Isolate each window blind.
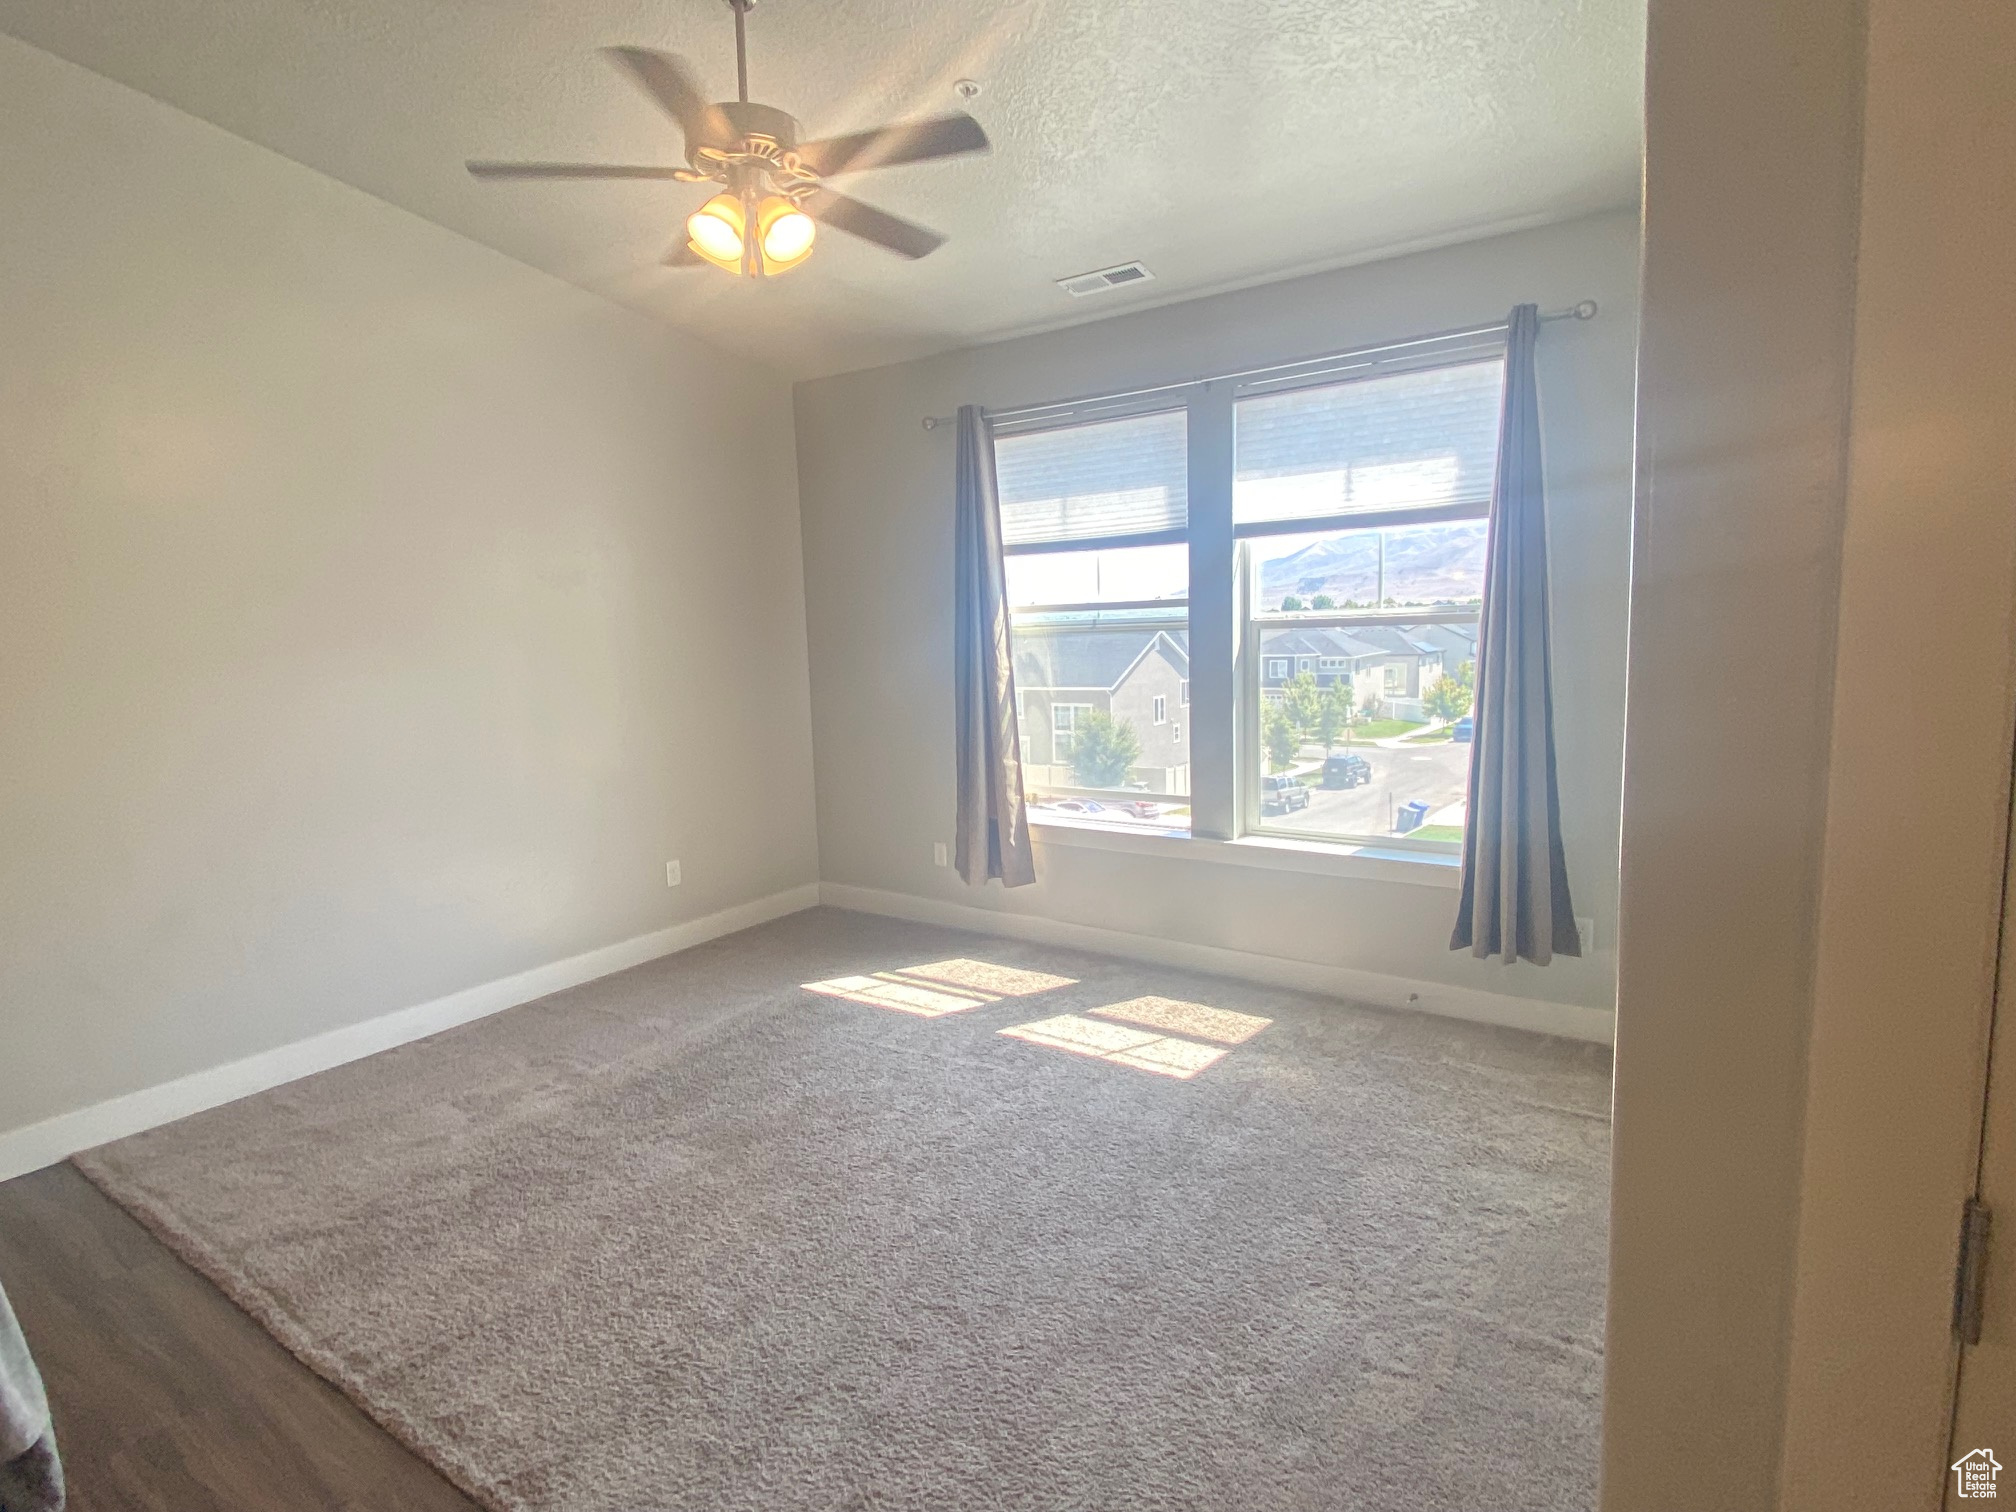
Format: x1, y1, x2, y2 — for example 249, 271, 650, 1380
995, 408, 1188, 547
1233, 358, 1505, 527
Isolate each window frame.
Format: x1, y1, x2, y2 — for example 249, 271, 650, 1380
1229, 340, 1501, 855
997, 335, 1500, 857
997, 397, 1196, 825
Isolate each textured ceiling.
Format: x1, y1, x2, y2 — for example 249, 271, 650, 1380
0, 0, 1645, 379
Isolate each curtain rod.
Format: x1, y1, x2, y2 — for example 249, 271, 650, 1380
920, 299, 1598, 430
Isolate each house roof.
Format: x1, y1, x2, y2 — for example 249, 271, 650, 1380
1399, 622, 1479, 661
1356, 625, 1444, 658
1262, 627, 1442, 662
1015, 629, 1189, 692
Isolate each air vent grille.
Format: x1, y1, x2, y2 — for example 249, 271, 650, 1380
1057, 261, 1155, 297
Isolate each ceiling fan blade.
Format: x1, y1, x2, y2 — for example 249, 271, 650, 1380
603, 47, 734, 151
796, 113, 990, 177
801, 189, 947, 259
468, 161, 690, 179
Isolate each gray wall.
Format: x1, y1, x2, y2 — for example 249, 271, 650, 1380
1600, 0, 1865, 1502
793, 210, 1639, 1013
0, 34, 819, 1136
1781, 0, 2016, 1492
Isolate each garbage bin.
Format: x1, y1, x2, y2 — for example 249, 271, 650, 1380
1396, 799, 1431, 834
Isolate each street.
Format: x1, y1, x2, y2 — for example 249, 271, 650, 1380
1267, 739, 1471, 840
1027, 736, 1471, 842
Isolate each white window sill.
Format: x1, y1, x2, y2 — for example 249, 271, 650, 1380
1028, 816, 1462, 889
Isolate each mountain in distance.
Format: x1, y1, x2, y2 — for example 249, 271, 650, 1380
1257, 522, 1487, 610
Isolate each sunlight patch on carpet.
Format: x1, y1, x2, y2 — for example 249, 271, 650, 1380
803, 958, 1076, 1017
998, 1012, 1232, 1079
1088, 996, 1273, 1045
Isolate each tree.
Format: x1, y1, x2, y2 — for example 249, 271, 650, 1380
1069, 709, 1140, 788
1361, 689, 1385, 722
1310, 593, 1336, 610
1279, 593, 1305, 611
1262, 703, 1298, 771
1282, 669, 1323, 738
1423, 674, 1473, 722
1316, 679, 1355, 751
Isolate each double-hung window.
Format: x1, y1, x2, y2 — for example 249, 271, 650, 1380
1234, 351, 1500, 850
996, 406, 1191, 832
994, 336, 1501, 854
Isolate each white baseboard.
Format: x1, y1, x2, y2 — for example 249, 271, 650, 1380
0, 883, 821, 1183
818, 881, 1614, 1047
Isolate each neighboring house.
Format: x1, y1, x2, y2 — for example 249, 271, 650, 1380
1399, 622, 1478, 682
1258, 626, 1445, 720
1014, 627, 1190, 794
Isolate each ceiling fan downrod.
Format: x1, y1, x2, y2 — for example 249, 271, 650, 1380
730, 0, 752, 105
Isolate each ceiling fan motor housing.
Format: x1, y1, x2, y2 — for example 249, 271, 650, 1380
708, 101, 800, 158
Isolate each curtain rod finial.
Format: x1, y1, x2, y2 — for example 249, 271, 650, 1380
1571, 299, 1598, 320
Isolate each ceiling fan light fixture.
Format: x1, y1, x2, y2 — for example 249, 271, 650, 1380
687, 192, 746, 267
758, 197, 816, 269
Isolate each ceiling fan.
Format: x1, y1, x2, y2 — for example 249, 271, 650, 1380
467, 0, 990, 278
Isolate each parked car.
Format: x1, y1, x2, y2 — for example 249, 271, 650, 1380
1321, 751, 1372, 788
1113, 800, 1166, 819
1451, 715, 1474, 743
1048, 799, 1106, 814
1260, 773, 1310, 815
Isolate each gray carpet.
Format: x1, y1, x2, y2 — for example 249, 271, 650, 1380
75, 907, 1611, 1512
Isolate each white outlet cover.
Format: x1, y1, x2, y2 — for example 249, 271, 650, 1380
933, 842, 949, 867
666, 860, 682, 887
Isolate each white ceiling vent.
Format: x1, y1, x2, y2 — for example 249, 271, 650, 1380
1057, 261, 1156, 297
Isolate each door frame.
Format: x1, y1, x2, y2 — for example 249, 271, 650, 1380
1772, 0, 2016, 1503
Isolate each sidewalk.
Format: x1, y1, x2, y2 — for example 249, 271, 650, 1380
1373, 717, 1447, 749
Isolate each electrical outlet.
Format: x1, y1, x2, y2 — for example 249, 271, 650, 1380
665, 860, 682, 887
933, 841, 949, 868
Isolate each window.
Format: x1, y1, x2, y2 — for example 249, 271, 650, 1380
994, 338, 1498, 853
1236, 353, 1499, 850
996, 408, 1191, 833
1049, 703, 1091, 760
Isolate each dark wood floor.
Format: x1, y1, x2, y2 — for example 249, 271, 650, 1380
0, 1162, 479, 1512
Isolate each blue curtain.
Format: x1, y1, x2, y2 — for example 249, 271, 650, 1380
952, 405, 1036, 887
1452, 305, 1581, 964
